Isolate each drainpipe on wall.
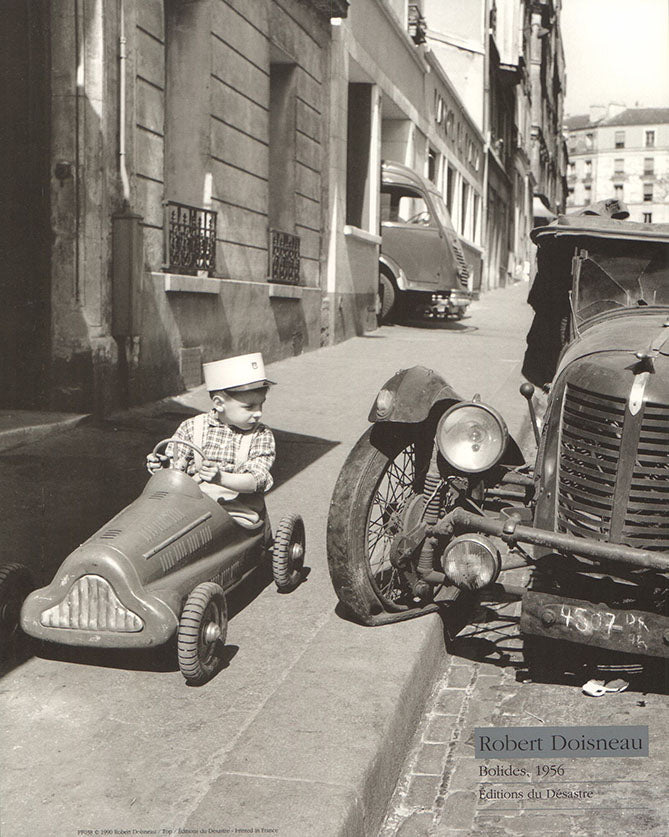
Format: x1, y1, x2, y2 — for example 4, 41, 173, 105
119, 0, 130, 205
481, 0, 491, 293
112, 0, 143, 406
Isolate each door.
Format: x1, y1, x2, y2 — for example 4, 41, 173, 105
0, 1, 51, 408
380, 184, 445, 290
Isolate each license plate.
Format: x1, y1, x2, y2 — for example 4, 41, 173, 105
521, 590, 669, 658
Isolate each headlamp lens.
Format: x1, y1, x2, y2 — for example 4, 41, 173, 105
437, 403, 507, 472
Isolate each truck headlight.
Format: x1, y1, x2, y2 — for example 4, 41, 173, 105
436, 402, 508, 472
441, 534, 500, 591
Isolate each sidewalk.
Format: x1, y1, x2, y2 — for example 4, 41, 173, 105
0, 282, 535, 837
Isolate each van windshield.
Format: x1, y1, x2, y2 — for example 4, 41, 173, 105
381, 185, 434, 226
429, 191, 453, 231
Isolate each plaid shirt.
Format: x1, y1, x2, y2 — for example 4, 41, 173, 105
169, 409, 275, 493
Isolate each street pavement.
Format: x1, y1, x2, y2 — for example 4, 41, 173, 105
1, 282, 548, 837
379, 582, 669, 837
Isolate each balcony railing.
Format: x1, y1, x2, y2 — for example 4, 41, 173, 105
165, 201, 217, 276
269, 229, 301, 285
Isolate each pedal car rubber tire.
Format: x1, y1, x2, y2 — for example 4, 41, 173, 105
0, 563, 34, 646
178, 582, 227, 685
272, 514, 305, 592
327, 427, 441, 626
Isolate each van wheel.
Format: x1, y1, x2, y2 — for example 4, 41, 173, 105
178, 582, 227, 685
378, 272, 396, 324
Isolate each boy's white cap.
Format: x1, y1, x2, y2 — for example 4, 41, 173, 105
203, 353, 275, 393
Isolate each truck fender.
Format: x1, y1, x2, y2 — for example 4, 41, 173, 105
379, 254, 409, 292
367, 365, 526, 467
367, 366, 460, 424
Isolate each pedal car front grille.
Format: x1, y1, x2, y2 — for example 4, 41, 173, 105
558, 384, 669, 550
40, 575, 144, 632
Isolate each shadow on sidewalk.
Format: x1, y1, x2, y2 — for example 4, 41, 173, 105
0, 408, 335, 678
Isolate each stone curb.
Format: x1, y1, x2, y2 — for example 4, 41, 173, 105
184, 611, 448, 837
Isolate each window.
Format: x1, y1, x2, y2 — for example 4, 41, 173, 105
643, 212, 652, 223
614, 184, 623, 199
584, 159, 592, 176
427, 147, 438, 183
644, 184, 653, 202
460, 180, 469, 236
645, 130, 655, 148
568, 161, 575, 175
584, 184, 592, 204
615, 131, 625, 148
567, 186, 574, 206
346, 83, 373, 228
585, 132, 594, 149
380, 186, 433, 226
614, 158, 624, 175
644, 157, 654, 175
269, 58, 297, 235
446, 165, 455, 213
472, 193, 480, 243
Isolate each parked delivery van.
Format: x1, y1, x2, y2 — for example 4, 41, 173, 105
379, 160, 473, 323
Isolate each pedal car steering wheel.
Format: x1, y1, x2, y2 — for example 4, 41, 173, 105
151, 438, 208, 482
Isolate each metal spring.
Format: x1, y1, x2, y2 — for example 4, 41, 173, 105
422, 473, 443, 524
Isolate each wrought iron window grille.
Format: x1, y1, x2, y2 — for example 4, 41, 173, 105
269, 229, 301, 285
164, 201, 217, 276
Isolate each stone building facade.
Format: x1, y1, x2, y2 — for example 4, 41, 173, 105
565, 106, 669, 224
2, 0, 566, 413
2, 0, 344, 412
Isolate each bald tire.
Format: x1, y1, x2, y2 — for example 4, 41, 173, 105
272, 514, 305, 592
178, 582, 227, 685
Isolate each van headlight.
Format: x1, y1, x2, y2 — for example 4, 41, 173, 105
436, 402, 508, 472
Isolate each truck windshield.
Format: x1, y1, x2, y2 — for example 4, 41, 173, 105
381, 185, 434, 226
575, 240, 669, 323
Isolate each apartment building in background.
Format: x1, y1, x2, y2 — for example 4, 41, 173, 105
565, 106, 669, 224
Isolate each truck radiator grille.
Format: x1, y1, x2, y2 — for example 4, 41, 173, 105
622, 400, 669, 549
558, 384, 669, 550
40, 575, 143, 632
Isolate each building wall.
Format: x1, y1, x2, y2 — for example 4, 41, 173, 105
38, 0, 334, 412
567, 118, 669, 224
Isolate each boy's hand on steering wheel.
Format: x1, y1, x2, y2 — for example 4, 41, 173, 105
146, 453, 170, 474
198, 459, 219, 483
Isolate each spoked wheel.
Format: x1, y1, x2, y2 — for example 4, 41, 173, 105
272, 514, 305, 593
327, 427, 442, 625
0, 563, 34, 651
178, 582, 227, 685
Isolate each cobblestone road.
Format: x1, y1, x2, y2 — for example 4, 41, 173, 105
379, 561, 669, 837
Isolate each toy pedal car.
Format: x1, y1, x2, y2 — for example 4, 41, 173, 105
6, 438, 305, 685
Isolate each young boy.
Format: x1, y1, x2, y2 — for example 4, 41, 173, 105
146, 352, 276, 526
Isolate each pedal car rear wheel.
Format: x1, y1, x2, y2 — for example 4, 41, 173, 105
178, 582, 227, 685
0, 563, 34, 647
272, 514, 305, 592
